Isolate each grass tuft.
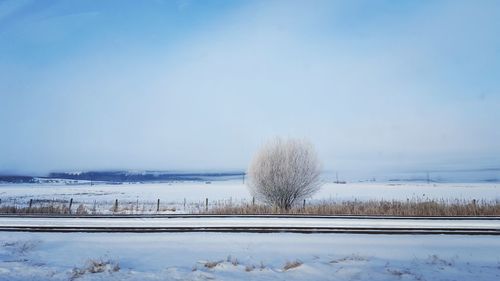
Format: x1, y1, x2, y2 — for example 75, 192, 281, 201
204, 260, 222, 269
70, 258, 119, 280
283, 260, 303, 271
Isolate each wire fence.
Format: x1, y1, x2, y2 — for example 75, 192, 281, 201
0, 197, 499, 216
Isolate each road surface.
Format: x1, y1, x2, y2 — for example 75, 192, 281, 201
0, 215, 498, 234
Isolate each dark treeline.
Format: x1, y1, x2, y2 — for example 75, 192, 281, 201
0, 175, 36, 183
49, 171, 244, 182
0, 171, 244, 183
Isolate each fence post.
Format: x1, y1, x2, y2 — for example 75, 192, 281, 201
157, 199, 160, 212
205, 198, 208, 212
114, 199, 118, 213
69, 198, 73, 214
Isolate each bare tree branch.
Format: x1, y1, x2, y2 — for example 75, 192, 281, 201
247, 137, 322, 210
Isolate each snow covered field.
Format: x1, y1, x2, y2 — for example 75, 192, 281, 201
0, 181, 498, 215
1, 181, 498, 203
0, 232, 498, 281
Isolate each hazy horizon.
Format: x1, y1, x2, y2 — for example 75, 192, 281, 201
1, 0, 499, 175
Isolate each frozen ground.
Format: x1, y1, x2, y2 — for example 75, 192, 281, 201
0, 181, 498, 214
1, 181, 498, 203
0, 232, 498, 281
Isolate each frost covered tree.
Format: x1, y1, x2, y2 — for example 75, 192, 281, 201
247, 138, 322, 210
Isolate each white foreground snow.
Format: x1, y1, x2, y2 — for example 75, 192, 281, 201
0, 232, 499, 281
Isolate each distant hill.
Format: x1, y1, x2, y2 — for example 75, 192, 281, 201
0, 175, 37, 183
0, 170, 244, 184
48, 171, 244, 183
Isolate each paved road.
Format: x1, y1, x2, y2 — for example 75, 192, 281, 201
0, 215, 499, 234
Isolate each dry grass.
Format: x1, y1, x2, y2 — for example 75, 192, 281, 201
0, 205, 70, 215
330, 254, 369, 264
0, 203, 87, 215
75, 204, 88, 215
0, 199, 176, 215
226, 255, 239, 266
283, 260, 303, 271
71, 258, 119, 280
1, 197, 499, 216
204, 260, 223, 269
199, 199, 500, 216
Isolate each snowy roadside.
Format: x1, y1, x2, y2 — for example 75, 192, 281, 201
0, 232, 499, 281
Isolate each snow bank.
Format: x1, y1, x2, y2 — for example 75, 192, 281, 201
0, 232, 499, 280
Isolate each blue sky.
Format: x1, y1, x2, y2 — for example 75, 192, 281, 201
0, 0, 499, 175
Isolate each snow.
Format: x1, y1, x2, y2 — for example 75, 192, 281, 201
1, 216, 499, 230
1, 181, 498, 204
0, 232, 499, 280
1, 181, 498, 279
0, 180, 498, 214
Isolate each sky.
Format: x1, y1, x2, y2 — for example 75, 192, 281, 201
0, 0, 499, 175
